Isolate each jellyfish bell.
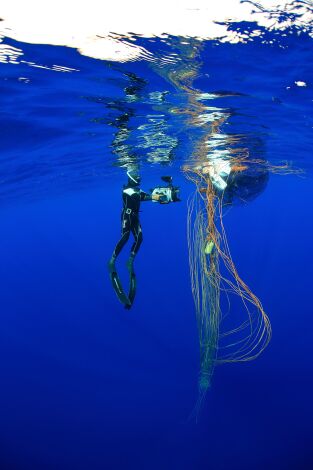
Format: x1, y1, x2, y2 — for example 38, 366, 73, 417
223, 161, 270, 204
197, 157, 270, 204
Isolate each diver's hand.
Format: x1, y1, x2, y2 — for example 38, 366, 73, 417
153, 194, 169, 203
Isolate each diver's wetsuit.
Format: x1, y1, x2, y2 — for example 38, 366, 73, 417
113, 185, 151, 258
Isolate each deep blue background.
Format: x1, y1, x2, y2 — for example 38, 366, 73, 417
0, 27, 313, 469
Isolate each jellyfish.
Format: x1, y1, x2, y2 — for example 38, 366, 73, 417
150, 36, 301, 414
183, 157, 271, 414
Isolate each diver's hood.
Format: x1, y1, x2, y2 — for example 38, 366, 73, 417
127, 170, 141, 186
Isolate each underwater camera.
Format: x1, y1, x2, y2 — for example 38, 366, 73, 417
151, 176, 181, 204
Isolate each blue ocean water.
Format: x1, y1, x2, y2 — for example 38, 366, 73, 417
0, 18, 313, 470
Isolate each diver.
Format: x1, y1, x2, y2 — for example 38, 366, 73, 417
108, 170, 180, 309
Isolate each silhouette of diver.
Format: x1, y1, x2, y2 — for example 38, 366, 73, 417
108, 170, 180, 309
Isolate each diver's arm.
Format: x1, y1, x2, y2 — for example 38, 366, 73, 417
140, 190, 162, 202
139, 189, 150, 201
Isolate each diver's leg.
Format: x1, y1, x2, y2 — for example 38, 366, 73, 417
109, 214, 130, 272
130, 216, 143, 256
108, 214, 132, 308
124, 216, 141, 308
127, 216, 143, 271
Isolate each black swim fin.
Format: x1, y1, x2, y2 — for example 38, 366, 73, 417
124, 269, 136, 310
126, 254, 135, 273
109, 271, 132, 308
108, 256, 117, 274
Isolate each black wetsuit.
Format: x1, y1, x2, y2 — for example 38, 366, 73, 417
113, 185, 151, 258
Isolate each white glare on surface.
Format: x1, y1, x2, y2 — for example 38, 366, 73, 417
0, 0, 312, 62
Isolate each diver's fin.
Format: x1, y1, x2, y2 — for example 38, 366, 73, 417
108, 256, 117, 274
124, 265, 137, 310
110, 271, 131, 308
126, 254, 135, 273
128, 269, 137, 306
